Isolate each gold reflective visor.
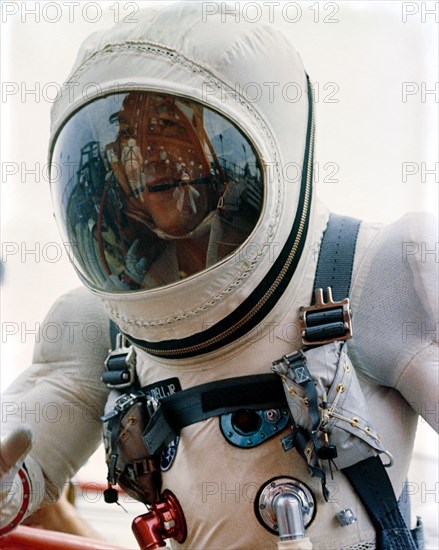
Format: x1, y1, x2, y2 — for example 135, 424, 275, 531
50, 92, 263, 292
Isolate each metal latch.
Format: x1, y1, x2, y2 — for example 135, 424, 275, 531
300, 287, 353, 346
103, 333, 137, 389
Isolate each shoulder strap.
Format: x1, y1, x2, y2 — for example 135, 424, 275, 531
313, 214, 361, 302
109, 319, 119, 350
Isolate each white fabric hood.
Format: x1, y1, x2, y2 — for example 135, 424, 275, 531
49, 2, 313, 351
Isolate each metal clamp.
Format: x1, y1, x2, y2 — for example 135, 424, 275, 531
101, 391, 159, 424
103, 333, 137, 389
300, 287, 353, 346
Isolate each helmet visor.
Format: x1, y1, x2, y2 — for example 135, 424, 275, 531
50, 92, 263, 292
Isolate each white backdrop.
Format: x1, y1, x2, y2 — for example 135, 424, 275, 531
1, 1, 438, 547
1, 0, 438, 386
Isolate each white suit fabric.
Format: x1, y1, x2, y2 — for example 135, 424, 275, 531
1, 4, 438, 549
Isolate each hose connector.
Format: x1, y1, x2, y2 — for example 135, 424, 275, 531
131, 490, 186, 550
255, 477, 315, 540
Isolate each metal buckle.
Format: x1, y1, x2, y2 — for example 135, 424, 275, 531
104, 333, 137, 389
300, 287, 353, 346
101, 391, 159, 423
114, 391, 143, 411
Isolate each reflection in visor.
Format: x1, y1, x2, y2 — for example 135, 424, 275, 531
50, 92, 263, 293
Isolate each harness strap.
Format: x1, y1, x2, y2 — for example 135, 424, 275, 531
313, 214, 361, 302
109, 320, 119, 349
143, 374, 285, 455
343, 457, 418, 550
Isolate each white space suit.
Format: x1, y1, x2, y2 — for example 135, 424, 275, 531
1, 4, 437, 549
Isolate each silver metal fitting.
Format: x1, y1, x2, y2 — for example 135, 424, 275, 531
255, 477, 316, 540
336, 508, 357, 527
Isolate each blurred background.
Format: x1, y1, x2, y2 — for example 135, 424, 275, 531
1, 1, 438, 548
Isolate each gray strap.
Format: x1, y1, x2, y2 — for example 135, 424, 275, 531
313, 214, 361, 302
109, 320, 119, 350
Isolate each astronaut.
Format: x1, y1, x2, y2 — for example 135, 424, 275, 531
1, 4, 437, 550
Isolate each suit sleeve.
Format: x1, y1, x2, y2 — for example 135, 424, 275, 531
1, 287, 111, 501
349, 212, 439, 433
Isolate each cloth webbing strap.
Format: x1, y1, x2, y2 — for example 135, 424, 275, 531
313, 214, 361, 302
343, 457, 418, 550
143, 374, 284, 455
